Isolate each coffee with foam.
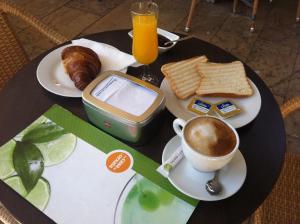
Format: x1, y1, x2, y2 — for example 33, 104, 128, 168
184, 117, 236, 157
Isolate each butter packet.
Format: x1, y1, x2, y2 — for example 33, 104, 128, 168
213, 100, 242, 119
187, 98, 213, 116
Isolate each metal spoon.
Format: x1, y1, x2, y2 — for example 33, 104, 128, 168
205, 170, 223, 195
164, 36, 193, 46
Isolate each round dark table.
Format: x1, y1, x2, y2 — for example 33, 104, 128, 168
0, 30, 286, 224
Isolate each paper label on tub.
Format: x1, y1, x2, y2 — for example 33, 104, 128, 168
92, 75, 158, 116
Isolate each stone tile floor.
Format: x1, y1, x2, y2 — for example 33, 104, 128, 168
5, 1, 300, 222
9, 0, 299, 153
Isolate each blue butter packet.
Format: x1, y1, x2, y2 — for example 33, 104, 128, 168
188, 98, 213, 115
214, 100, 242, 118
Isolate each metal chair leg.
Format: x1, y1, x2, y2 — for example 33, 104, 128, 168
296, 0, 300, 22
250, 0, 260, 32
233, 0, 239, 14
185, 0, 197, 32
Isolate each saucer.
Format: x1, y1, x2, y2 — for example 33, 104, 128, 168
162, 136, 247, 201
128, 28, 180, 54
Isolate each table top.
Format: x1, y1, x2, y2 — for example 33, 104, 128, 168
0, 30, 286, 224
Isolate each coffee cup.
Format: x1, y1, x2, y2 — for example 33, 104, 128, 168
173, 116, 239, 172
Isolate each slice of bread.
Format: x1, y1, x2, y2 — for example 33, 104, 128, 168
161, 56, 208, 99
195, 61, 253, 97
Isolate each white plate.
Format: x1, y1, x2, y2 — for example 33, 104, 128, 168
36, 44, 128, 98
128, 28, 180, 53
162, 136, 247, 201
37, 44, 82, 97
160, 78, 261, 128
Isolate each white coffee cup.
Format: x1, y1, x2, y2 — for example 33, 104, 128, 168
173, 116, 239, 172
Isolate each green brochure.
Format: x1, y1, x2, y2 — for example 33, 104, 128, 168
0, 105, 198, 224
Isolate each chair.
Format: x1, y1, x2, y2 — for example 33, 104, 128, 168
253, 96, 300, 224
185, 0, 260, 32
233, 0, 261, 32
0, 0, 68, 91
0, 204, 19, 224
185, 0, 220, 32
233, 0, 300, 32
185, 0, 198, 32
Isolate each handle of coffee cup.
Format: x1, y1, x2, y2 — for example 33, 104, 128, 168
173, 118, 186, 138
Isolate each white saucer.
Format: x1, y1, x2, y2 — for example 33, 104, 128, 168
162, 136, 247, 201
36, 44, 128, 98
160, 78, 261, 128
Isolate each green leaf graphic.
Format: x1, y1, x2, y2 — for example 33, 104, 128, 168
3, 175, 27, 197
26, 177, 51, 211
13, 142, 44, 192
21, 123, 66, 143
0, 140, 16, 179
14, 116, 48, 142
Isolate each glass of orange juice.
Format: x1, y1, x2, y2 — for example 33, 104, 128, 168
131, 1, 159, 85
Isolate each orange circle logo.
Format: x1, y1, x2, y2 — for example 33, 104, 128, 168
106, 150, 133, 173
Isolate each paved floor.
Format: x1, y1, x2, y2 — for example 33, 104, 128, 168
9, 0, 300, 153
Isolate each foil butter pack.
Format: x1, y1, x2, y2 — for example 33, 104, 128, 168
82, 71, 165, 144
213, 100, 242, 119
187, 98, 213, 116
187, 97, 242, 119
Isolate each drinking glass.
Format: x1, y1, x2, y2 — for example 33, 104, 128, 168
131, 1, 159, 85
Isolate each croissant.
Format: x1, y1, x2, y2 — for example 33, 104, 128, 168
62, 46, 101, 90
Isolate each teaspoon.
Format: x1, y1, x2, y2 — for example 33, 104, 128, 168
164, 36, 193, 46
205, 170, 223, 195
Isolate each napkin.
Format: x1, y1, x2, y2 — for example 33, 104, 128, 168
72, 38, 136, 72
92, 75, 158, 116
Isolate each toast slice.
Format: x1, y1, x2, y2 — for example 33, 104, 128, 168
195, 61, 253, 97
161, 56, 208, 99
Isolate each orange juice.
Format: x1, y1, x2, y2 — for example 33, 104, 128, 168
132, 14, 158, 65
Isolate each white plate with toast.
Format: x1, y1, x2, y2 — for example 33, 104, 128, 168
160, 78, 261, 128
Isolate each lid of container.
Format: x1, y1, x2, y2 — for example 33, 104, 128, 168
82, 71, 165, 123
